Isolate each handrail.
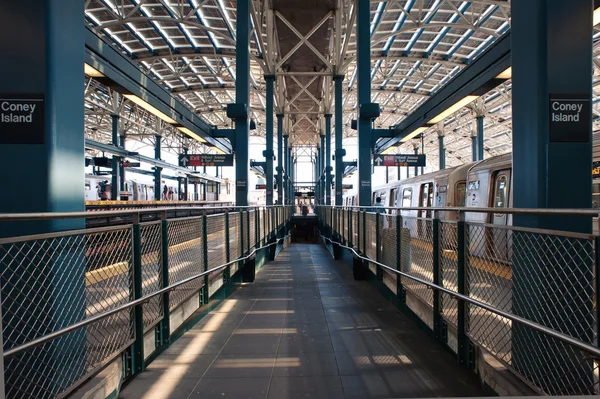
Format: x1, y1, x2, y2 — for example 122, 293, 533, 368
2, 237, 284, 359
0, 205, 288, 222
321, 235, 600, 359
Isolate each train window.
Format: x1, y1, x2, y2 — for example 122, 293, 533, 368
455, 182, 466, 207
85, 180, 91, 191
419, 183, 433, 217
402, 188, 412, 208
494, 175, 508, 208
379, 192, 386, 205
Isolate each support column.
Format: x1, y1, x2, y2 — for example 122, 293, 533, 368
512, 0, 593, 394
334, 76, 344, 205
183, 148, 189, 201
325, 114, 332, 205
276, 114, 284, 204
471, 134, 478, 162
119, 133, 126, 192
154, 135, 162, 200
111, 114, 121, 200
320, 135, 325, 204
203, 166, 207, 200
438, 133, 446, 170
264, 75, 275, 205
413, 145, 419, 177
234, 0, 250, 206
476, 115, 484, 161
283, 135, 289, 204
356, 0, 372, 206
420, 134, 425, 175
0, 1, 86, 394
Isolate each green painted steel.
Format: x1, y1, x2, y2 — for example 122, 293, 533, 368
154, 136, 162, 200
160, 220, 170, 345
132, 223, 145, 373
325, 114, 332, 205
265, 75, 275, 205
111, 115, 121, 200
334, 76, 344, 206
277, 115, 284, 204
234, 0, 250, 206
201, 212, 209, 304
438, 135, 445, 170
356, 0, 372, 206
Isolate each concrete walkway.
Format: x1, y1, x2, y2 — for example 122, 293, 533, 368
120, 243, 485, 399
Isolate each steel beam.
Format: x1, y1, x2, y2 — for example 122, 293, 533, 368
111, 114, 121, 200
325, 114, 333, 205
334, 75, 344, 206
357, 0, 372, 206
376, 32, 511, 153
265, 75, 275, 205
277, 114, 284, 204
235, 0, 250, 206
154, 135, 162, 200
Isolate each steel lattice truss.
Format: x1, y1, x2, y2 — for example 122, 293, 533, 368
84, 0, 600, 169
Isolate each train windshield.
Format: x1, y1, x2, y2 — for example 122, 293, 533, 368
402, 188, 412, 208
455, 182, 466, 207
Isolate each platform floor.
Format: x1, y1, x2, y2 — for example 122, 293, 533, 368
120, 243, 485, 399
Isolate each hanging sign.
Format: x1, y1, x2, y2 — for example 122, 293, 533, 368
549, 94, 590, 142
179, 154, 234, 167
373, 154, 426, 167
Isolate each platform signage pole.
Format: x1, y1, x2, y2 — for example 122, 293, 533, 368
234, 0, 250, 206
512, 0, 593, 393
356, 0, 372, 206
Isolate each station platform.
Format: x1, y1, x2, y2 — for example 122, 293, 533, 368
119, 243, 483, 399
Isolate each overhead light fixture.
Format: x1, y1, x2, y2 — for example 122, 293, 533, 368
427, 95, 479, 124
400, 126, 428, 143
381, 146, 397, 155
124, 94, 178, 125
177, 126, 206, 143
594, 7, 600, 26
84, 63, 104, 78
496, 67, 512, 80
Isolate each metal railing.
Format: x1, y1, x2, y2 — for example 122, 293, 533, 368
0, 205, 293, 399
317, 205, 600, 396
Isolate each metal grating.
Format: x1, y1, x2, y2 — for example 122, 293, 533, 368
140, 222, 163, 332
440, 221, 459, 328
167, 218, 203, 311
401, 217, 434, 308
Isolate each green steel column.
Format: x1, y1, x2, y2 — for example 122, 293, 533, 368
132, 218, 144, 373
476, 115, 484, 161
201, 211, 209, 304
183, 147, 189, 200
325, 114, 332, 205
456, 215, 468, 365
276, 114, 284, 204
413, 145, 419, 177
320, 134, 325, 204
334, 75, 345, 206
432, 213, 441, 342
284, 135, 289, 204
438, 134, 445, 170
234, 0, 250, 206
512, 0, 594, 392
111, 114, 121, 200
356, 0, 372, 207
264, 75, 275, 205
471, 135, 477, 162
119, 134, 126, 191
154, 135, 162, 200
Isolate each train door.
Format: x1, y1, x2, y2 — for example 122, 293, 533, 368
418, 183, 433, 238
389, 188, 397, 215
489, 170, 511, 263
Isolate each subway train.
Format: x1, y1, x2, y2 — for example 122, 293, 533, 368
85, 174, 225, 201
343, 152, 599, 261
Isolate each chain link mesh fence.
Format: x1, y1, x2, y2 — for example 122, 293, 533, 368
229, 212, 240, 276
401, 216, 434, 309
167, 218, 204, 311
380, 214, 398, 292
249, 210, 256, 249
440, 221, 459, 329
0, 226, 134, 399
140, 222, 163, 332
207, 215, 226, 292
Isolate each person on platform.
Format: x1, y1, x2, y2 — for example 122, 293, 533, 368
168, 187, 174, 201
372, 196, 385, 213
163, 185, 168, 201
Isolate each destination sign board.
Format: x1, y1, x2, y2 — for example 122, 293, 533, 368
179, 153, 234, 167
549, 94, 590, 142
373, 154, 426, 167
122, 161, 141, 168
0, 93, 45, 144
256, 184, 266, 190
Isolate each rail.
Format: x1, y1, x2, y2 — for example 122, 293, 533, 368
317, 205, 600, 396
0, 205, 293, 399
